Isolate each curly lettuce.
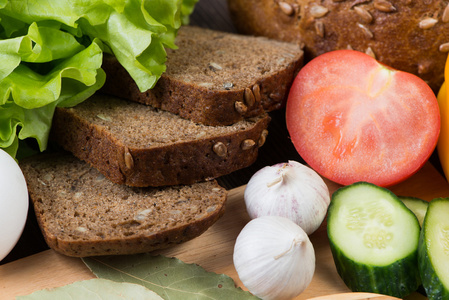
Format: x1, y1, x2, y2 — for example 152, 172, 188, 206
0, 0, 198, 158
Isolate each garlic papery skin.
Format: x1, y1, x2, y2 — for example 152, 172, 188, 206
233, 216, 315, 300
244, 160, 330, 235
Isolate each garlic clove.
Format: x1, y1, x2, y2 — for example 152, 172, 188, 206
233, 216, 315, 300
244, 160, 330, 235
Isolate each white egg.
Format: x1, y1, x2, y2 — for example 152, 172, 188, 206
0, 149, 28, 261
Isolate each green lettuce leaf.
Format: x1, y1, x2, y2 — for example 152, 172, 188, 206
0, 0, 198, 91
0, 39, 105, 157
0, 0, 198, 158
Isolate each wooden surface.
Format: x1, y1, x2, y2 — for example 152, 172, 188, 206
308, 292, 402, 299
1, 161, 447, 299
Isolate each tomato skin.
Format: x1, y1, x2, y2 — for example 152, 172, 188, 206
286, 50, 440, 187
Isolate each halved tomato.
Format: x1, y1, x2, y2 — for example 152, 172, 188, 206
286, 50, 440, 187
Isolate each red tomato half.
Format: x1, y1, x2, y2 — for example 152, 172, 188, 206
286, 50, 440, 187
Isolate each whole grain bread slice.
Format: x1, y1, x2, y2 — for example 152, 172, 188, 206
100, 25, 304, 126
20, 152, 228, 257
50, 94, 270, 187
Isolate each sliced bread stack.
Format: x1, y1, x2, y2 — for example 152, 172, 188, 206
20, 25, 304, 257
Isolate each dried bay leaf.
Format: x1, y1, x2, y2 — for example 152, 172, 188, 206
16, 278, 163, 299
82, 254, 260, 300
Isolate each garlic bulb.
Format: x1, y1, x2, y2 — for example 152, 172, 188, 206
233, 216, 315, 300
244, 160, 330, 235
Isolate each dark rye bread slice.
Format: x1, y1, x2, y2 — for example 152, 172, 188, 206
100, 25, 304, 126
50, 94, 270, 187
20, 153, 227, 257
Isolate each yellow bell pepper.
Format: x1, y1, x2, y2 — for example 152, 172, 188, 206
438, 82, 449, 180
437, 55, 449, 180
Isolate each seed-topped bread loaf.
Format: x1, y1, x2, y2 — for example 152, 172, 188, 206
227, 0, 448, 92
100, 25, 304, 126
50, 94, 270, 187
20, 153, 227, 257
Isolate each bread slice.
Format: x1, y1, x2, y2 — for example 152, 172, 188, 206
20, 153, 228, 257
50, 94, 270, 187
100, 25, 304, 126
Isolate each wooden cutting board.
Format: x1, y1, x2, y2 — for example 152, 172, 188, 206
0, 161, 446, 299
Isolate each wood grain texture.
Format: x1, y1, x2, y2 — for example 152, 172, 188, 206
308, 292, 403, 299
1, 161, 445, 299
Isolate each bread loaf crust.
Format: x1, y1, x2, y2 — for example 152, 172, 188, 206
227, 0, 448, 92
50, 95, 271, 187
101, 26, 304, 125
20, 153, 227, 257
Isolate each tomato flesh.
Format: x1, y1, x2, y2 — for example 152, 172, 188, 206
286, 50, 440, 187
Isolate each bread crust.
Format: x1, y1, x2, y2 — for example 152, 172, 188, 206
227, 0, 448, 92
20, 153, 227, 257
38, 202, 226, 257
100, 26, 304, 125
50, 95, 271, 187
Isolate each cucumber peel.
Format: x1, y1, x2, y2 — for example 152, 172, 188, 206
327, 182, 421, 298
418, 197, 449, 299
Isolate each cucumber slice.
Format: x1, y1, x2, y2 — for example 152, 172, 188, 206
418, 198, 449, 299
399, 196, 428, 227
327, 182, 421, 298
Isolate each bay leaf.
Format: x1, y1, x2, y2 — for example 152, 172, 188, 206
16, 278, 164, 299
82, 254, 259, 300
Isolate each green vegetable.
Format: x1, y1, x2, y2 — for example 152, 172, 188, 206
399, 196, 428, 227
418, 197, 449, 299
17, 278, 164, 299
327, 182, 421, 298
0, 0, 197, 158
82, 254, 259, 300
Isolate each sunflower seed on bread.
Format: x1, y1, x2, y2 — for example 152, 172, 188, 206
100, 25, 303, 126
20, 153, 227, 257
50, 94, 270, 187
228, 0, 448, 92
